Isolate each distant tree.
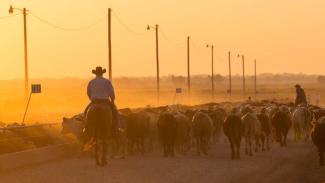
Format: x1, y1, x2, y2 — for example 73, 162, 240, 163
208, 74, 224, 83
317, 75, 325, 84
171, 75, 186, 86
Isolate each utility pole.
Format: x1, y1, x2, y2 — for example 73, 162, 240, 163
237, 54, 245, 97
242, 55, 245, 96
155, 24, 159, 105
108, 8, 112, 81
9, 6, 29, 98
23, 8, 28, 98
187, 36, 190, 97
147, 24, 160, 105
254, 59, 257, 97
228, 51, 232, 96
207, 44, 214, 101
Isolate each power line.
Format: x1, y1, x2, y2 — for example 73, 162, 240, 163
190, 39, 226, 61
159, 27, 185, 46
112, 11, 146, 36
0, 14, 19, 19
29, 12, 106, 31
190, 38, 206, 54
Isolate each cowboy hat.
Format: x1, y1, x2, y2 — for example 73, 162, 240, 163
92, 66, 106, 75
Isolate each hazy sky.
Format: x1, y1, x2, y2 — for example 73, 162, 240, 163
0, 0, 324, 80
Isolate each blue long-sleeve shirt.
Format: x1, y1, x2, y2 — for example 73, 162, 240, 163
87, 76, 115, 102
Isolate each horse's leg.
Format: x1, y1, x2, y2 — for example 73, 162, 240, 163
102, 138, 108, 166
111, 136, 117, 158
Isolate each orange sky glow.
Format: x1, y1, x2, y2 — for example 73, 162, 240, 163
0, 0, 324, 80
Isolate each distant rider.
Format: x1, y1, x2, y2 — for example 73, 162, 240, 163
295, 84, 307, 106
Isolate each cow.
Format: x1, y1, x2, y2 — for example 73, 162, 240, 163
257, 108, 272, 151
241, 107, 262, 156
61, 114, 85, 142
173, 112, 191, 155
311, 116, 325, 166
292, 106, 313, 141
142, 109, 159, 152
223, 108, 243, 159
62, 113, 127, 158
111, 113, 128, 159
309, 106, 325, 121
157, 112, 178, 157
209, 107, 227, 143
271, 106, 292, 147
192, 111, 213, 155
126, 111, 150, 155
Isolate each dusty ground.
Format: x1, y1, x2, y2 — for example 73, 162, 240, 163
1, 139, 324, 183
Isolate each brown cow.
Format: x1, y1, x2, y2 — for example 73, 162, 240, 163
209, 107, 227, 143
157, 112, 178, 157
223, 109, 243, 159
174, 112, 191, 155
192, 111, 213, 155
311, 116, 325, 166
126, 111, 150, 155
61, 114, 85, 142
241, 110, 261, 156
257, 108, 272, 151
271, 106, 292, 147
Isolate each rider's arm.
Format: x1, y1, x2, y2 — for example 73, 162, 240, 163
107, 80, 115, 103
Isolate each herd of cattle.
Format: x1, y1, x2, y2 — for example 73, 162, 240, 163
62, 101, 325, 166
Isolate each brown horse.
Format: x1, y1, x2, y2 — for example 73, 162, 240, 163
85, 103, 113, 166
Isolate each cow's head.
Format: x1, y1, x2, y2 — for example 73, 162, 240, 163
61, 116, 84, 139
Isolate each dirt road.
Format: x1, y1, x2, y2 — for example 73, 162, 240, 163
1, 140, 324, 183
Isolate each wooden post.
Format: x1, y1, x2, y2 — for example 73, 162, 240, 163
23, 8, 28, 98
211, 46, 214, 101
108, 8, 112, 81
228, 51, 232, 96
242, 55, 245, 96
187, 36, 190, 97
155, 24, 160, 104
254, 59, 257, 97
